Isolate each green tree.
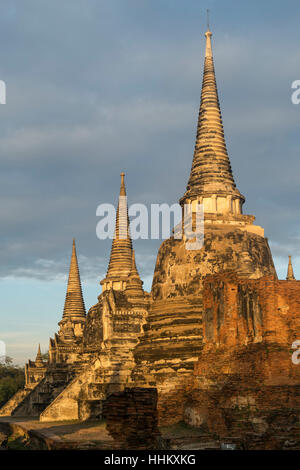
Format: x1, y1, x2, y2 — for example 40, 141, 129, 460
0, 357, 25, 407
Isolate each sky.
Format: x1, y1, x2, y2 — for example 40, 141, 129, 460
1, 0, 300, 365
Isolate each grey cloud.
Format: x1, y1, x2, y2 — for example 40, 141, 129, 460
4, 254, 106, 283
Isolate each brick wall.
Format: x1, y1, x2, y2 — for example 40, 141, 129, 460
103, 388, 160, 449
202, 273, 300, 351
189, 273, 300, 446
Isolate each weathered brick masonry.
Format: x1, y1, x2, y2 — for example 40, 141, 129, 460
187, 274, 300, 448
103, 388, 160, 449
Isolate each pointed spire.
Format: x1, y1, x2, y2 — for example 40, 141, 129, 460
181, 23, 244, 208
36, 344, 42, 358
62, 239, 86, 320
35, 344, 43, 366
286, 255, 296, 280
105, 173, 133, 279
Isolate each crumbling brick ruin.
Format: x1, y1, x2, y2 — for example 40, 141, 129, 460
103, 388, 160, 449
187, 274, 300, 449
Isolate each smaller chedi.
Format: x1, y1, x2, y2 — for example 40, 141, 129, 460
49, 238, 87, 364
25, 345, 47, 390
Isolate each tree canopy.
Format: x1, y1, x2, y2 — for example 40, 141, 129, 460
0, 357, 25, 407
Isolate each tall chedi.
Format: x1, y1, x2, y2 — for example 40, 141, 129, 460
132, 24, 277, 426
179, 26, 244, 215
83, 173, 148, 351
101, 173, 133, 292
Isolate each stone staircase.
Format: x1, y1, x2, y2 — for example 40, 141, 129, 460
40, 352, 135, 422
0, 367, 76, 418
0, 388, 32, 417
40, 357, 105, 422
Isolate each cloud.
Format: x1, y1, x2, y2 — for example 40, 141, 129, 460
3, 254, 107, 283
